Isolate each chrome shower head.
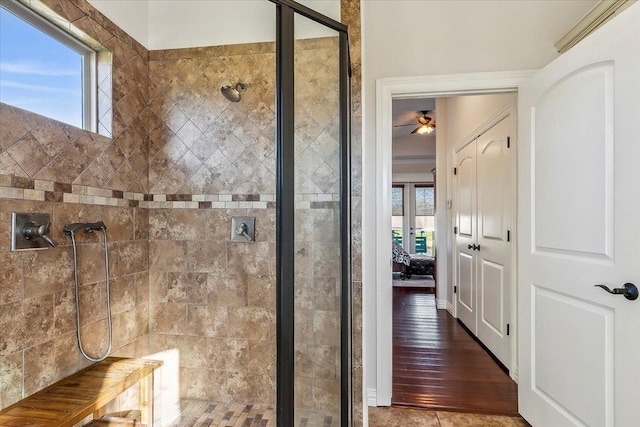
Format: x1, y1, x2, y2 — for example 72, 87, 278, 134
221, 82, 246, 102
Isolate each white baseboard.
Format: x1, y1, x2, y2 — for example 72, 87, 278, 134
447, 301, 455, 316
367, 388, 377, 406
436, 298, 447, 310
511, 365, 519, 384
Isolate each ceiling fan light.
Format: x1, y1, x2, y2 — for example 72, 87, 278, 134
417, 124, 434, 135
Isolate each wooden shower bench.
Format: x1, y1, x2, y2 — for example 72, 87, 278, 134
0, 357, 162, 427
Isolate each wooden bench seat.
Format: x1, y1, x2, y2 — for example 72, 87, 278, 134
0, 357, 162, 427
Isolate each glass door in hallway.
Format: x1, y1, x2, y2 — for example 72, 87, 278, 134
392, 183, 435, 256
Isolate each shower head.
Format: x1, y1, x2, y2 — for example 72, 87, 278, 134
221, 82, 246, 102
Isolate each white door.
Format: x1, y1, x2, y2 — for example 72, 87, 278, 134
476, 116, 512, 367
455, 141, 476, 331
518, 3, 640, 426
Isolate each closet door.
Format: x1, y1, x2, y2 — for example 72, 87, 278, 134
455, 141, 477, 332
476, 116, 512, 366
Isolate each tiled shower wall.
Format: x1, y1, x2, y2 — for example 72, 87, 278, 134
0, 0, 363, 420
0, 0, 150, 409
146, 38, 342, 411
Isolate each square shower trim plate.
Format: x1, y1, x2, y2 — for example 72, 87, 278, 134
11, 212, 51, 251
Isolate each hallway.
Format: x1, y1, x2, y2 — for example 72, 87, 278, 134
392, 287, 519, 415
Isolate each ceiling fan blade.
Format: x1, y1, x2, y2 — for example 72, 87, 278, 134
410, 125, 422, 134
418, 117, 428, 125
393, 123, 417, 127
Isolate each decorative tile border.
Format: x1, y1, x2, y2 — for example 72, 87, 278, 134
0, 175, 340, 209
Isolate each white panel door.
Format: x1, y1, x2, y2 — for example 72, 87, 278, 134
455, 141, 477, 332
518, 3, 640, 426
476, 116, 512, 367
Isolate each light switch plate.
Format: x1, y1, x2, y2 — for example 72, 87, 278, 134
230, 216, 255, 242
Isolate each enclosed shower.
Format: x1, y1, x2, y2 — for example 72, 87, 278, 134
0, 0, 351, 426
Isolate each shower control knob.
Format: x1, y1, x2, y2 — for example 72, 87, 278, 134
23, 221, 58, 247
235, 223, 252, 241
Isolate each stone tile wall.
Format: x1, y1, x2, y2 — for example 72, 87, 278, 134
0, 0, 150, 409
0, 0, 363, 422
0, 0, 149, 193
147, 44, 275, 196
148, 207, 276, 404
0, 198, 150, 408
146, 38, 343, 411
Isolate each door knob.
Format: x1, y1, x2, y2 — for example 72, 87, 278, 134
467, 244, 480, 251
595, 283, 638, 301
468, 244, 473, 250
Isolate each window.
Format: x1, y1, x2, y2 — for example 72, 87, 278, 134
414, 185, 435, 255
391, 185, 404, 245
0, 0, 96, 130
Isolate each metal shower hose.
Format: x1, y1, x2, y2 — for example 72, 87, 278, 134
69, 228, 112, 362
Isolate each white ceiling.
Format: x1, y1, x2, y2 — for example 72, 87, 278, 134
87, 0, 341, 50
392, 98, 436, 162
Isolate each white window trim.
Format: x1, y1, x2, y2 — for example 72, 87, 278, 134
1, 0, 97, 131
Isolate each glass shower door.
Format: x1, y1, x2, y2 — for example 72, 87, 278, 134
273, 1, 350, 425
293, 14, 342, 425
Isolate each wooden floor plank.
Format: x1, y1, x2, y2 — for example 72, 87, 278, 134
392, 287, 519, 416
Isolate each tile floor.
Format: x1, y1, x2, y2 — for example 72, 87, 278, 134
368, 406, 530, 427
171, 400, 530, 427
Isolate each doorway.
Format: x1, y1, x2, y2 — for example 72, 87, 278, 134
388, 92, 518, 413
369, 70, 533, 407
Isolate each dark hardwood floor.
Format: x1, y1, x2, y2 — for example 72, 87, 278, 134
392, 286, 519, 416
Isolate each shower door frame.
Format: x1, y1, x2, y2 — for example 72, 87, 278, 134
270, 1, 352, 426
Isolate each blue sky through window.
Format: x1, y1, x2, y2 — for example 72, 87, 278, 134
0, 6, 83, 128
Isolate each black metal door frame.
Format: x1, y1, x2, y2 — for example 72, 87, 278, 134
270, 1, 352, 425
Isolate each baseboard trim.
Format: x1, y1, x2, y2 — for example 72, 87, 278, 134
447, 301, 454, 316
436, 298, 447, 310
367, 388, 377, 406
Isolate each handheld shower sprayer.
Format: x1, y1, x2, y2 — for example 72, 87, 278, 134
63, 221, 106, 235
64, 221, 112, 362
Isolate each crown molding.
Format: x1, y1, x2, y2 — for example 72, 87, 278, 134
555, 0, 634, 53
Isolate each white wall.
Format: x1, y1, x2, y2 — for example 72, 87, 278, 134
87, 0, 341, 50
361, 0, 597, 402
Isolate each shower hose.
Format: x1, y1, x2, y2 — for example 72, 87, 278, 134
65, 222, 112, 362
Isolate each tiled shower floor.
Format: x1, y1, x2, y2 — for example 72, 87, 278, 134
169, 400, 275, 427
170, 399, 335, 427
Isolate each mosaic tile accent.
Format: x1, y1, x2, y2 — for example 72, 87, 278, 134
0, 175, 338, 210
169, 399, 340, 427
171, 400, 275, 427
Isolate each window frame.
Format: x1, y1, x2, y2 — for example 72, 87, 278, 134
1, 0, 97, 131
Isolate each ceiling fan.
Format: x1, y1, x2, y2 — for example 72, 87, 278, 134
395, 110, 436, 135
